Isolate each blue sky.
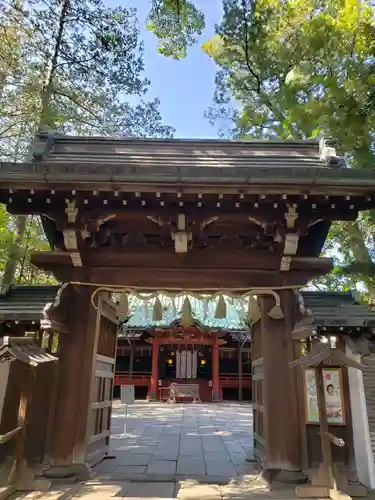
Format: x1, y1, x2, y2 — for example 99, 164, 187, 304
119, 0, 223, 138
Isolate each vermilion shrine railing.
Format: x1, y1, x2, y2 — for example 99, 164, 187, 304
114, 371, 151, 386
219, 373, 252, 388
114, 371, 252, 388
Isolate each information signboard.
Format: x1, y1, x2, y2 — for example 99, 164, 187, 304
120, 385, 134, 437
120, 385, 135, 405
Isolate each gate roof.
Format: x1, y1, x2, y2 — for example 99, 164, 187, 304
0, 133, 374, 190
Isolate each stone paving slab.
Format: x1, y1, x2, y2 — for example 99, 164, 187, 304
6, 477, 330, 500
8, 403, 319, 499
97, 402, 254, 483
147, 461, 177, 475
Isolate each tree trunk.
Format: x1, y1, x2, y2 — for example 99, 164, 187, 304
0, 215, 27, 292
38, 0, 70, 131
344, 221, 375, 297
1, 0, 70, 290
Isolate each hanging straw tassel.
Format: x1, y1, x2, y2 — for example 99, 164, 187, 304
215, 295, 227, 319
181, 297, 194, 328
117, 293, 129, 317
153, 296, 163, 321
248, 296, 261, 324
268, 292, 284, 320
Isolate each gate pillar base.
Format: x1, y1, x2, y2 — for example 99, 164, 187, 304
212, 391, 220, 402
44, 463, 92, 481
44, 465, 75, 479
260, 468, 308, 486
148, 392, 157, 402
273, 469, 308, 485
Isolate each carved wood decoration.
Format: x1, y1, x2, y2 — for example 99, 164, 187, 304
69, 211, 288, 254
280, 206, 300, 271
63, 201, 82, 267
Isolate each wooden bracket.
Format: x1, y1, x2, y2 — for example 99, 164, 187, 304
285, 205, 298, 229
65, 200, 78, 224
171, 214, 192, 253
280, 232, 299, 271
280, 256, 292, 272
63, 229, 82, 267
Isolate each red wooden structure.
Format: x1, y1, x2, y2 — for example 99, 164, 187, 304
113, 323, 252, 402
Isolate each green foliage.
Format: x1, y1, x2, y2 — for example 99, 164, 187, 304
147, 0, 205, 59
203, 0, 375, 295
204, 0, 375, 156
0, 0, 174, 162
0, 207, 56, 284
0, 0, 174, 286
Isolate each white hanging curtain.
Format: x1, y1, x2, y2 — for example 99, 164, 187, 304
176, 350, 198, 379
176, 351, 181, 378
180, 350, 187, 379
192, 350, 197, 379
186, 351, 192, 378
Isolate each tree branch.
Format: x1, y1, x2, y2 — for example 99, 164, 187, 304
240, 0, 302, 139
54, 88, 103, 122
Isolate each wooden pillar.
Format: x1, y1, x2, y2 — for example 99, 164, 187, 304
44, 285, 98, 480
212, 339, 220, 402
238, 342, 243, 402
129, 341, 134, 381
149, 339, 159, 401
0, 359, 11, 420
260, 290, 306, 483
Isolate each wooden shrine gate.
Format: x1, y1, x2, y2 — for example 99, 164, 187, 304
85, 293, 118, 466
2, 133, 375, 483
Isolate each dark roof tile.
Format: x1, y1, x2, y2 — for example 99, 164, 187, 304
30, 133, 339, 169
0, 285, 59, 321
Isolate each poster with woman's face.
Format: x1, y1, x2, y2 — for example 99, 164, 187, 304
304, 368, 345, 425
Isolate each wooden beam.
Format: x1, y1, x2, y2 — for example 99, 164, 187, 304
3, 197, 363, 222
87, 268, 324, 289
31, 250, 332, 274
29, 262, 322, 289
290, 256, 333, 273
85, 248, 283, 269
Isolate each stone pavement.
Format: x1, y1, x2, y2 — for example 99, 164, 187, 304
7, 402, 300, 499
7, 477, 275, 500
93, 402, 255, 481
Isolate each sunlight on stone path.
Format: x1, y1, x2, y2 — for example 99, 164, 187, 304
7, 401, 320, 499
93, 402, 255, 480
10, 403, 279, 499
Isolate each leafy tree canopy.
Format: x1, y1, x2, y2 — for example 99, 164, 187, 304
200, 0, 375, 296
147, 0, 205, 59
0, 0, 174, 286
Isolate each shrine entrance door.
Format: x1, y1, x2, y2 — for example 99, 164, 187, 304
85, 293, 118, 466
